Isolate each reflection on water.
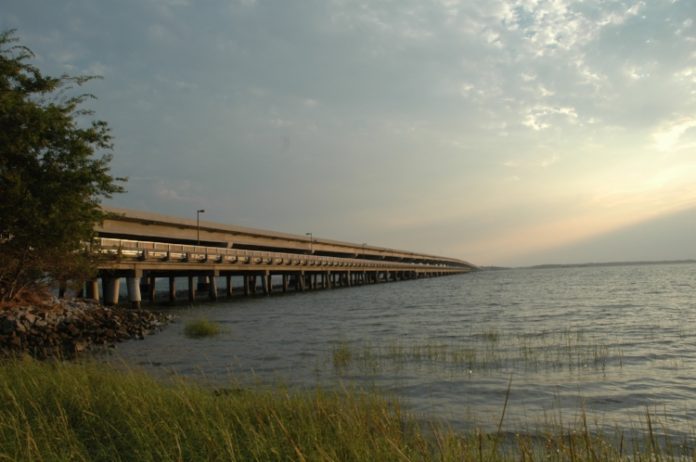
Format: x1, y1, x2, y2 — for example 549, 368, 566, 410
112, 263, 696, 438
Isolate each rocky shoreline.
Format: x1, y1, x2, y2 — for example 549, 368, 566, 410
0, 298, 171, 359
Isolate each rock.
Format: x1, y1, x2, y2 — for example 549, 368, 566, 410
0, 298, 172, 359
22, 312, 37, 325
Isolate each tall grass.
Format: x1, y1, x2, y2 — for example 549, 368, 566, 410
0, 358, 693, 461
328, 328, 622, 375
0, 358, 435, 461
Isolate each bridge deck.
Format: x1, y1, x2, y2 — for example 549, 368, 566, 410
98, 207, 476, 269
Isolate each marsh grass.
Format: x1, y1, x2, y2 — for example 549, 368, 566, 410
328, 328, 622, 375
332, 342, 353, 369
184, 319, 222, 338
0, 359, 694, 461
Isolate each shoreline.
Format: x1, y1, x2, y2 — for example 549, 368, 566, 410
0, 297, 171, 359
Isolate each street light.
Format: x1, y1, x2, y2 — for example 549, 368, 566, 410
196, 209, 205, 245
306, 232, 313, 254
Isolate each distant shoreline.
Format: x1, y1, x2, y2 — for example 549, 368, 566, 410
481, 259, 696, 271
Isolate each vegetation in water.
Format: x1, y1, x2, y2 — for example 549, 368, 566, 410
329, 328, 621, 375
0, 358, 694, 461
331, 342, 353, 369
184, 319, 222, 338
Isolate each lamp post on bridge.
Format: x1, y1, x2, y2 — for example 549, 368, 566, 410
196, 209, 205, 245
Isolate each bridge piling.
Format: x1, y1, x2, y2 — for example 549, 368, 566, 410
102, 277, 120, 306
187, 275, 196, 302
169, 276, 176, 302
127, 276, 142, 309
208, 273, 218, 300
299, 271, 306, 291
85, 279, 100, 302
262, 271, 271, 295
147, 276, 156, 303
225, 275, 233, 298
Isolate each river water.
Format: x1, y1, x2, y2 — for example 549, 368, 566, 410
113, 262, 696, 438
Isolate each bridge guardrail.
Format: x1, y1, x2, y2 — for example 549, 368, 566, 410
96, 238, 460, 271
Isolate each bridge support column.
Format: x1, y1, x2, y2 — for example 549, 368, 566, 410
299, 271, 306, 291
208, 274, 218, 301
147, 276, 157, 302
262, 271, 271, 295
292, 273, 300, 291
282, 274, 289, 292
250, 275, 258, 294
85, 279, 100, 302
187, 275, 196, 302
347, 271, 352, 287
169, 276, 176, 302
226, 275, 233, 298
102, 277, 120, 306
127, 276, 142, 309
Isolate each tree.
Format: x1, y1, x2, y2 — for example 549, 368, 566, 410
0, 30, 125, 303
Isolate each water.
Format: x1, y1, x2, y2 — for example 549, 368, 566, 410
113, 262, 696, 438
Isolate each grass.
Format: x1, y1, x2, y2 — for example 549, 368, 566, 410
184, 319, 222, 338
0, 358, 694, 461
327, 328, 622, 375
332, 342, 353, 370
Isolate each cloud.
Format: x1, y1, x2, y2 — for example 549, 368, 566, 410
522, 105, 578, 131
653, 118, 696, 152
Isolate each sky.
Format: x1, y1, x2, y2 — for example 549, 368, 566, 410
3, 0, 696, 266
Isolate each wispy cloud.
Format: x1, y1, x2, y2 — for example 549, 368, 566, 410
653, 118, 696, 152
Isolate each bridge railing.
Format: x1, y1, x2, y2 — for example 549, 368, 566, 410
96, 238, 460, 271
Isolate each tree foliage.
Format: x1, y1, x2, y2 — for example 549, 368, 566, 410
0, 30, 125, 302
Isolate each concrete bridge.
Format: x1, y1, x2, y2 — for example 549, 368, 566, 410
90, 207, 476, 308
